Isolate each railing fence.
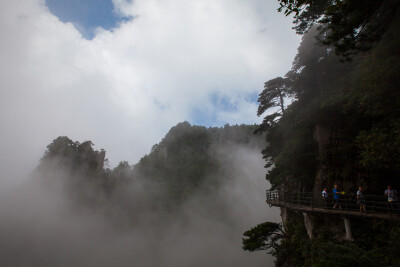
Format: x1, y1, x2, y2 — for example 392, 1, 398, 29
266, 190, 400, 216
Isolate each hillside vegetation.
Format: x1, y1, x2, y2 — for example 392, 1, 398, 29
244, 1, 400, 265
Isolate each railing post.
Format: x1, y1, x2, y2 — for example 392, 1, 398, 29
311, 193, 313, 210
298, 192, 300, 207
278, 191, 281, 205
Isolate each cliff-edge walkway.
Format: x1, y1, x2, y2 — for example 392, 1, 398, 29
267, 190, 400, 221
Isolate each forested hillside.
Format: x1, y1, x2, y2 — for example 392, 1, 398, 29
33, 122, 264, 208
256, 16, 400, 193
244, 1, 400, 266
0, 122, 273, 266
135, 122, 265, 206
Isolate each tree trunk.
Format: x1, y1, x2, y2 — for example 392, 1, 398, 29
279, 91, 285, 115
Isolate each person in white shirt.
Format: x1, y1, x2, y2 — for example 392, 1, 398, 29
357, 186, 366, 213
321, 187, 328, 208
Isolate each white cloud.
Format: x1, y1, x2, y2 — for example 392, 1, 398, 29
0, 0, 300, 188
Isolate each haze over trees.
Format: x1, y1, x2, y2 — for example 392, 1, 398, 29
278, 0, 400, 59
258, 1, 400, 193
0, 123, 277, 266
244, 0, 400, 265
2, 1, 400, 266
34, 123, 266, 208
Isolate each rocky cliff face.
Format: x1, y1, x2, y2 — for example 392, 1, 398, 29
313, 124, 330, 198
278, 124, 352, 245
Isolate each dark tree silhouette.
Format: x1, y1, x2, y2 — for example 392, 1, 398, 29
242, 222, 286, 253
277, 0, 400, 59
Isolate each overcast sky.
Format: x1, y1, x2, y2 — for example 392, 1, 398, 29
0, 0, 300, 188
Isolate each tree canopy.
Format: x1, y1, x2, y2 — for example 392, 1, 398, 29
242, 222, 286, 253
278, 0, 400, 59
257, 3, 400, 191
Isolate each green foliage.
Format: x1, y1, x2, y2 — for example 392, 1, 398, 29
259, 216, 400, 266
277, 0, 399, 59
134, 122, 265, 206
257, 77, 291, 116
134, 122, 212, 204
247, 2, 400, 266
313, 220, 400, 266
310, 241, 372, 267
40, 136, 105, 177
37, 123, 264, 208
257, 8, 400, 190
111, 161, 132, 180
254, 11, 400, 264
257, 28, 337, 189
356, 120, 400, 171
242, 222, 286, 253
274, 217, 310, 266
263, 110, 318, 190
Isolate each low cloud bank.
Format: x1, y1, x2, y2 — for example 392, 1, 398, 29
0, 144, 279, 267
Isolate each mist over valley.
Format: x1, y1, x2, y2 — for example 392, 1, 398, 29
0, 123, 279, 266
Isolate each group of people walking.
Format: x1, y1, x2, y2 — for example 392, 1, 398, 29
321, 185, 399, 213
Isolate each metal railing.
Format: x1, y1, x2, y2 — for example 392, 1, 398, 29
266, 190, 400, 217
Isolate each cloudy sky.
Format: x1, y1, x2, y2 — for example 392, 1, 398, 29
0, 0, 300, 188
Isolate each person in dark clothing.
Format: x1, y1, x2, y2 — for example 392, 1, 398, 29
385, 185, 399, 213
357, 186, 366, 213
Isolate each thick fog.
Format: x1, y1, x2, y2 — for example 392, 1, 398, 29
0, 144, 279, 267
